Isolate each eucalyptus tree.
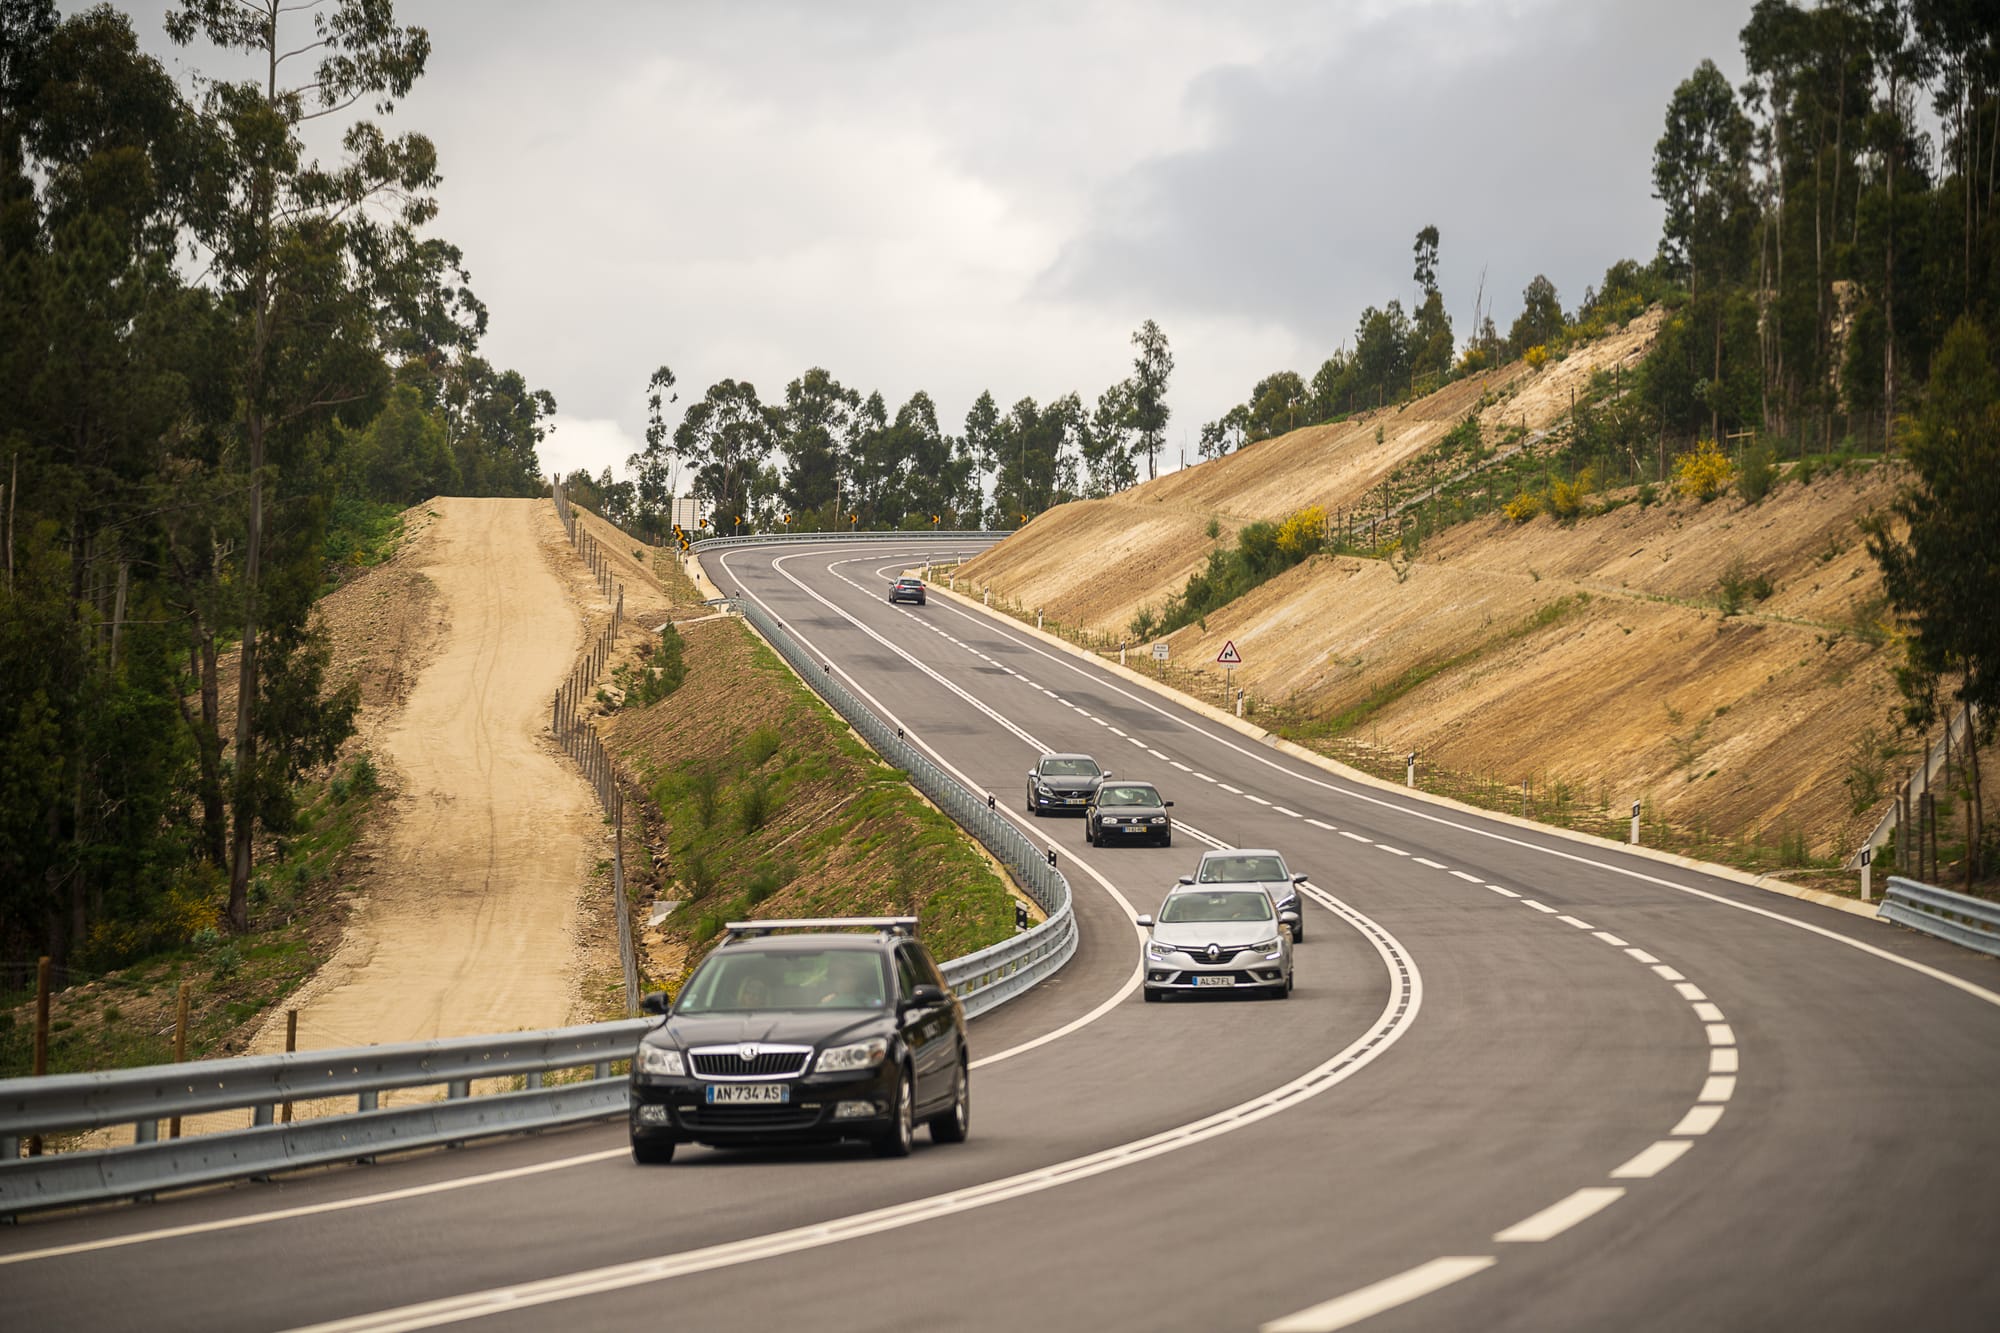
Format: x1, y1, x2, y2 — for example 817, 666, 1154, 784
1129, 320, 1173, 480
674, 378, 778, 532
779, 367, 858, 527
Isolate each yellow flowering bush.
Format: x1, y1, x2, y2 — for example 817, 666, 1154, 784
1674, 438, 1734, 501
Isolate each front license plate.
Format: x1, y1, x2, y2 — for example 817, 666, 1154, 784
706, 1083, 789, 1105
1121, 825, 1150, 833
1193, 975, 1235, 988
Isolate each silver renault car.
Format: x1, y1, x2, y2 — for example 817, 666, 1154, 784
1138, 887, 1296, 1001
1178, 847, 1312, 942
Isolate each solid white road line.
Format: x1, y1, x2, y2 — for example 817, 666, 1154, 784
1671, 1105, 1726, 1136
1493, 1187, 1626, 1242
1260, 1257, 1497, 1333
1610, 1140, 1693, 1180
280, 892, 1424, 1333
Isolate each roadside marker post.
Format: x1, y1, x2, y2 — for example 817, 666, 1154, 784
1631, 800, 1642, 845
1860, 846, 1873, 903
1407, 752, 1416, 788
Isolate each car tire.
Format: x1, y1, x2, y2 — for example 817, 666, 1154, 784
873, 1066, 916, 1158
1159, 833, 1172, 848
630, 1136, 675, 1165
1027, 792, 1039, 817
928, 1057, 970, 1144
1143, 986, 1162, 1003
1291, 922, 1305, 944
1085, 821, 1097, 846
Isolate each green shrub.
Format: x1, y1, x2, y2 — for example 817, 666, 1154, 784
737, 779, 773, 833
630, 625, 687, 706
1737, 443, 1777, 503
692, 914, 722, 945
1716, 556, 1774, 615
744, 727, 781, 767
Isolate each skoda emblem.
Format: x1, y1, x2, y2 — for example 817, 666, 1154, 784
738, 1043, 759, 1062
1206, 944, 1221, 961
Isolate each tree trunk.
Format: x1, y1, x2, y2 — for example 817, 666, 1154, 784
228, 408, 264, 933
1884, 76, 1898, 447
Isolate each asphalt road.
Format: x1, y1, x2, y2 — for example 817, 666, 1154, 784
5, 536, 1998, 1333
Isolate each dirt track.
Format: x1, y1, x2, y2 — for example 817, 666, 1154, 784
251, 498, 601, 1053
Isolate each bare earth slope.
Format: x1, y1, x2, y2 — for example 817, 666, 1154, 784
960, 314, 1901, 860
249, 498, 603, 1052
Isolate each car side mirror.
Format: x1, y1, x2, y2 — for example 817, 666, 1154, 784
1164, 800, 1175, 808
908, 983, 950, 1008
1135, 914, 1154, 929
1292, 873, 1308, 884
640, 991, 672, 1016
1100, 770, 1112, 781
1176, 875, 1194, 885
1280, 911, 1301, 928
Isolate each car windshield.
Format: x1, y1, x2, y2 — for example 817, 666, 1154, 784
1198, 854, 1287, 884
1098, 784, 1159, 806
897, 579, 922, 587
675, 949, 888, 1013
1041, 758, 1100, 777
1159, 891, 1274, 924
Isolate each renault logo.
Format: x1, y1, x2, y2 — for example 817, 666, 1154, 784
738, 1043, 759, 1062
1206, 944, 1221, 961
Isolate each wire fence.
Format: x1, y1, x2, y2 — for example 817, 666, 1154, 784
550, 482, 640, 1016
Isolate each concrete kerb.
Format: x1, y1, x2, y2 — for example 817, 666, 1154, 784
925, 581, 1880, 923
682, 553, 728, 604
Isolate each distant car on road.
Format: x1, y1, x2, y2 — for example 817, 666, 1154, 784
1026, 752, 1107, 815
1138, 887, 1296, 1000
1085, 780, 1174, 847
1179, 848, 1312, 942
628, 917, 969, 1164
888, 577, 927, 605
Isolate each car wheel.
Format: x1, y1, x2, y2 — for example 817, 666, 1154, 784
1143, 986, 1162, 1003
630, 1136, 675, 1165
873, 1066, 916, 1158
1085, 821, 1097, 846
1027, 791, 1039, 817
928, 1057, 970, 1144
1159, 832, 1172, 848
1291, 922, 1305, 944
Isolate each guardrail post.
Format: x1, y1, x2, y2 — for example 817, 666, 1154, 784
358, 1090, 378, 1112
447, 1079, 470, 1100
135, 1118, 157, 1143
594, 1061, 612, 1081
253, 1103, 274, 1127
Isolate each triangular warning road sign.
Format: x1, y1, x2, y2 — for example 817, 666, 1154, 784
1216, 640, 1242, 665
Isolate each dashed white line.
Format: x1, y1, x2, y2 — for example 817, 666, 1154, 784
1170, 761, 1192, 772
1450, 870, 1484, 883
1306, 818, 1335, 830
1340, 831, 1372, 843
1557, 915, 1595, 930
1193, 772, 1216, 783
1691, 1002, 1726, 1023
1710, 1048, 1739, 1073
1493, 1187, 1625, 1243
1376, 845, 1410, 857
1674, 983, 1708, 1002
1593, 931, 1629, 947
1697, 1075, 1737, 1103
1245, 795, 1272, 806
1521, 900, 1559, 914
1652, 964, 1687, 982
1610, 1141, 1693, 1180
1220, 783, 1245, 794
1273, 806, 1303, 818
1414, 856, 1447, 869
1108, 726, 1127, 736
1261, 1257, 1496, 1333
1625, 948, 1661, 964
1486, 885, 1521, 898
1705, 1023, 1737, 1046
1671, 1105, 1725, 1136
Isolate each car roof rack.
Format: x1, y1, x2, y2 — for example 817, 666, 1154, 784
722, 916, 919, 941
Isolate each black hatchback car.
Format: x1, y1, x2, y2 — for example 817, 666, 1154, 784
629, 918, 969, 1163
1085, 781, 1175, 847
888, 577, 926, 605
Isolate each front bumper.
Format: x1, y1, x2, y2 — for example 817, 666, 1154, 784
1095, 817, 1170, 838
629, 1062, 901, 1146
1031, 789, 1092, 812
1142, 947, 1287, 993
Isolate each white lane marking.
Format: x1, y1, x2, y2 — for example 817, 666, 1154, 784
1274, 806, 1302, 817
923, 594, 2000, 1012
1671, 1105, 1725, 1136
1075, 710, 1093, 720
1610, 1140, 1693, 1180
1492, 1187, 1625, 1242
1697, 1075, 1737, 1103
1625, 948, 1661, 964
1652, 964, 1687, 981
0, 1148, 634, 1268
1170, 761, 1192, 772
1306, 818, 1335, 830
1093, 717, 1110, 726
1521, 900, 1559, 914
1220, 783, 1245, 794
1147, 748, 1169, 759
1376, 844, 1410, 856
1557, 915, 1595, 930
1710, 1048, 1739, 1073
1706, 1023, 1737, 1046
1108, 726, 1127, 736
1340, 831, 1372, 844
1245, 795, 1272, 806
277, 893, 1424, 1333
1260, 1257, 1497, 1333
1674, 983, 1709, 1002
1193, 772, 1216, 783
1450, 870, 1484, 883
1593, 931, 1629, 947
1126, 737, 1148, 748
1487, 886, 1521, 898
1414, 857, 1447, 869
1691, 1002, 1726, 1023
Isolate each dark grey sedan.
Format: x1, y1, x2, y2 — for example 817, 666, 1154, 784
1084, 781, 1174, 847
1026, 752, 1108, 816
1179, 848, 1311, 942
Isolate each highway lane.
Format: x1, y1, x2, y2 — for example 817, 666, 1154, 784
6, 536, 1998, 1332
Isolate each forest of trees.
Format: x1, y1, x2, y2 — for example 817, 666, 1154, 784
561, 319, 1177, 543
0, 2, 555, 969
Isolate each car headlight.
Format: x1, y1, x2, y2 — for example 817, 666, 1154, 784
1146, 939, 1174, 960
638, 1045, 685, 1076
1150, 816, 1167, 825
816, 1037, 889, 1073
1252, 938, 1282, 956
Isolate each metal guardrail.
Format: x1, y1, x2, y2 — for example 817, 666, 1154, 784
0, 541, 1075, 1216
690, 529, 1008, 554
1878, 876, 2000, 958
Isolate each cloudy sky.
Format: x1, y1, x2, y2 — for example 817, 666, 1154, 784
126, 0, 1755, 483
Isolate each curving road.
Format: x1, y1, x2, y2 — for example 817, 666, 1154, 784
5, 536, 1998, 1333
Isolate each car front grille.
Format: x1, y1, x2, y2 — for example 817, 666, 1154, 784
690, 1047, 813, 1079
675, 1105, 825, 1132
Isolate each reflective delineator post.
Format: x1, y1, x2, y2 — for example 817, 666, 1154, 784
1631, 800, 1641, 845
1860, 846, 1873, 903
1406, 752, 1416, 788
